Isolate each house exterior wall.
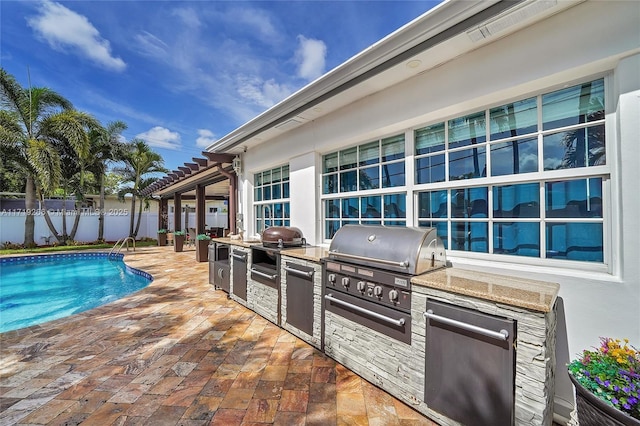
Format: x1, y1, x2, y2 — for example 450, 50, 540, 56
237, 1, 639, 421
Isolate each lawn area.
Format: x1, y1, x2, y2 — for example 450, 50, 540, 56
0, 240, 158, 256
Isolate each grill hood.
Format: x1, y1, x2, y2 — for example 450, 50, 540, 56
262, 226, 305, 248
328, 225, 446, 275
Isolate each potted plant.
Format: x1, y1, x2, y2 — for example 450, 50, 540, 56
173, 230, 186, 252
195, 233, 211, 262
157, 228, 167, 246
568, 337, 639, 425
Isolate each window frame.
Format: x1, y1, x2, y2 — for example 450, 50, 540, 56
412, 76, 610, 272
253, 164, 291, 233
318, 75, 612, 273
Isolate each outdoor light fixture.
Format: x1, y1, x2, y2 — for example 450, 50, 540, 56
232, 156, 242, 177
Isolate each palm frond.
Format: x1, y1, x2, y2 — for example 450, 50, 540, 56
27, 138, 61, 193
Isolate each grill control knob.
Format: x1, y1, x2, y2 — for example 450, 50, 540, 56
388, 289, 399, 302
328, 273, 336, 283
373, 285, 383, 297
341, 277, 350, 288
356, 281, 366, 292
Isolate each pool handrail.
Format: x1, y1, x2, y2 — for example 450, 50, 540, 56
109, 237, 136, 258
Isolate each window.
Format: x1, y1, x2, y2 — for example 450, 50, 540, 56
324, 193, 407, 239
254, 165, 290, 232
322, 135, 406, 238
415, 78, 606, 264
323, 135, 405, 195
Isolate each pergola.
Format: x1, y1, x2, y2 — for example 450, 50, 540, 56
140, 152, 238, 236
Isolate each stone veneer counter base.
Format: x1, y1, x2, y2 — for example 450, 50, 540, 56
411, 267, 559, 313
410, 267, 559, 425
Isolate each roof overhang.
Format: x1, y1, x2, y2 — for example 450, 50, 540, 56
141, 152, 235, 198
207, 0, 579, 154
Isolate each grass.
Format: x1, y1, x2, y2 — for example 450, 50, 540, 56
0, 240, 159, 256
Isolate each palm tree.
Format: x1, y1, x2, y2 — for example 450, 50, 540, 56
115, 139, 166, 238
87, 121, 127, 242
40, 115, 102, 244
0, 68, 99, 246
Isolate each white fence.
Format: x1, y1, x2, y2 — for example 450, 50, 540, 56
0, 211, 229, 245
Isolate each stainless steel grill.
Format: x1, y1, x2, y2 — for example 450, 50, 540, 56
327, 225, 446, 275
323, 225, 447, 348
322, 224, 448, 402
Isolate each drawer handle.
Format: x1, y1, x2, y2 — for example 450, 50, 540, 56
250, 268, 277, 280
324, 293, 405, 327
424, 310, 509, 341
284, 265, 314, 278
231, 253, 247, 261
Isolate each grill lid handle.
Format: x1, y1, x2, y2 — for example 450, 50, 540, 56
328, 250, 409, 269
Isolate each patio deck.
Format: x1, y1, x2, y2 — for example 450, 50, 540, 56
0, 246, 436, 425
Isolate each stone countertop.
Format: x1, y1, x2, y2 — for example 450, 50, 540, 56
411, 267, 559, 313
210, 237, 261, 248
280, 246, 328, 263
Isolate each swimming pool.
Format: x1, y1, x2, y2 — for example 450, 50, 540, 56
0, 253, 152, 333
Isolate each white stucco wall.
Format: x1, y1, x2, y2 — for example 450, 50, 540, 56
237, 1, 639, 420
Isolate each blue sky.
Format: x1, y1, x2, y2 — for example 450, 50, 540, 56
1, 0, 441, 172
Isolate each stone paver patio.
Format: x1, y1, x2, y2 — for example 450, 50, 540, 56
0, 246, 436, 425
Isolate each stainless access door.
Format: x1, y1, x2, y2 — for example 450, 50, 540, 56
424, 299, 515, 426
284, 262, 315, 336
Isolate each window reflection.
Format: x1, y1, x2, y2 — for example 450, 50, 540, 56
543, 124, 605, 170
451, 221, 488, 253
546, 178, 602, 218
451, 187, 488, 218
361, 196, 381, 218
449, 147, 486, 180
449, 111, 486, 149
490, 97, 537, 140
542, 80, 604, 130
359, 167, 379, 190
490, 138, 538, 176
546, 223, 603, 262
416, 155, 445, 184
382, 162, 405, 188
418, 190, 448, 219
493, 222, 540, 257
493, 183, 540, 218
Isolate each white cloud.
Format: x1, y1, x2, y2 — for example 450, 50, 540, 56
172, 7, 202, 29
236, 75, 293, 109
27, 0, 126, 72
136, 127, 181, 150
196, 129, 216, 148
226, 8, 280, 43
134, 31, 169, 59
295, 35, 326, 81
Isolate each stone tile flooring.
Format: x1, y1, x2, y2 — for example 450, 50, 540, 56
0, 246, 436, 425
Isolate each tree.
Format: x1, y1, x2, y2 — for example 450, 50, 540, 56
87, 121, 127, 242
0, 68, 99, 246
39, 113, 102, 245
115, 139, 166, 238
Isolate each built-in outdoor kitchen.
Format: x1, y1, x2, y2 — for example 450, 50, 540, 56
210, 224, 559, 426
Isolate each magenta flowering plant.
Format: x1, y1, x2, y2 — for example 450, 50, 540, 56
568, 337, 640, 420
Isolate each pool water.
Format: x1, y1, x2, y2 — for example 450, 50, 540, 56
0, 253, 152, 333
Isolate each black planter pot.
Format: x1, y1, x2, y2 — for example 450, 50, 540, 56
569, 373, 640, 426
157, 233, 167, 246
174, 234, 185, 252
